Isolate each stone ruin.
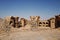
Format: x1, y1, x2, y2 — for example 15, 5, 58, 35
0, 14, 60, 32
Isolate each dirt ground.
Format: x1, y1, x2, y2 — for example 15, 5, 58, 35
0, 28, 60, 40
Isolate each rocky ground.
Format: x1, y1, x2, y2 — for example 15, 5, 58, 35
0, 28, 60, 40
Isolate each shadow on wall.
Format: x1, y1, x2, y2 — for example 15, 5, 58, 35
55, 15, 60, 28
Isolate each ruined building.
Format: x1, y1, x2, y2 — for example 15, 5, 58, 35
30, 16, 40, 27
55, 15, 60, 28
10, 16, 19, 28
48, 18, 55, 28
39, 20, 49, 27
4, 14, 60, 29
19, 18, 27, 27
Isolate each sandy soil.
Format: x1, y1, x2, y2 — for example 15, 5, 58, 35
0, 28, 60, 40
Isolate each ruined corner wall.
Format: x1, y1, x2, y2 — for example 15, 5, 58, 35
55, 15, 60, 28
49, 18, 55, 29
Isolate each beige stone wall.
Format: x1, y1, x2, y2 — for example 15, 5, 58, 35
39, 20, 49, 27
15, 17, 19, 28
20, 18, 25, 27
30, 16, 40, 26
4, 16, 11, 24
49, 18, 55, 29
30, 16, 40, 21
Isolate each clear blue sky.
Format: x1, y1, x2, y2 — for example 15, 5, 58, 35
0, 0, 60, 19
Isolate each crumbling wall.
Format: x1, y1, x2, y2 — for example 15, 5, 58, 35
39, 20, 49, 27
30, 16, 40, 30
55, 15, 60, 28
49, 18, 55, 29
15, 17, 19, 28
0, 16, 12, 34
20, 18, 26, 27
